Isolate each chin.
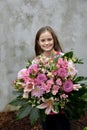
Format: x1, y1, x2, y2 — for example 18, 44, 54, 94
43, 48, 54, 52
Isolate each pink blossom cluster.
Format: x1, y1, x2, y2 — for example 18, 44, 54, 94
13, 53, 81, 115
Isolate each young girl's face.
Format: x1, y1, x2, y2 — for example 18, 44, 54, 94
38, 31, 54, 53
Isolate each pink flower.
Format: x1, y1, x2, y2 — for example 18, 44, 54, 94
46, 79, 54, 85
31, 85, 44, 98
63, 80, 73, 93
23, 82, 34, 98
57, 58, 68, 69
40, 82, 48, 91
17, 68, 27, 79
39, 79, 54, 93
37, 74, 47, 83
52, 85, 60, 95
67, 60, 77, 77
60, 94, 68, 99
57, 68, 67, 78
27, 64, 38, 75
17, 68, 33, 83
52, 70, 58, 76
24, 82, 34, 92
37, 97, 57, 115
45, 83, 52, 93
56, 78, 62, 86
40, 83, 51, 93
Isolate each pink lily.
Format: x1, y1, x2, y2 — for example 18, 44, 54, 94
37, 97, 58, 115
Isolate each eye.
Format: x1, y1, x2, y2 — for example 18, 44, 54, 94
47, 38, 52, 41
41, 39, 45, 42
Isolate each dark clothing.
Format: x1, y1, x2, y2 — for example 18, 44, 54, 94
41, 113, 71, 130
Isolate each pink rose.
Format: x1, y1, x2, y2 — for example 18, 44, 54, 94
63, 80, 73, 93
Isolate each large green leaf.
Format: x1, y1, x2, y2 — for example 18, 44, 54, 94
74, 76, 87, 83
63, 51, 74, 59
29, 107, 39, 125
9, 96, 28, 106
65, 99, 87, 120
65, 87, 87, 120
16, 103, 32, 119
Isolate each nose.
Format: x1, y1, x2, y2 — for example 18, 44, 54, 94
45, 40, 48, 44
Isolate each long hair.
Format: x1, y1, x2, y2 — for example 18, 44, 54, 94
35, 26, 63, 56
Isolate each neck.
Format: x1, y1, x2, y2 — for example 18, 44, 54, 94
42, 49, 56, 58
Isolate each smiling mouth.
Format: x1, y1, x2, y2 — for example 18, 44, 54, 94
43, 45, 52, 47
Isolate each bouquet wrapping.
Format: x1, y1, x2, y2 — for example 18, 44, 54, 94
10, 51, 87, 124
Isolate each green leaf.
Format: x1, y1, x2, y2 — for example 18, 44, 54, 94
74, 58, 84, 64
83, 127, 87, 130
74, 76, 87, 83
49, 63, 55, 71
29, 107, 39, 125
63, 51, 73, 58
65, 99, 87, 120
9, 96, 28, 106
81, 93, 87, 100
72, 86, 87, 98
39, 109, 46, 122
12, 90, 22, 95
16, 103, 32, 119
26, 60, 32, 68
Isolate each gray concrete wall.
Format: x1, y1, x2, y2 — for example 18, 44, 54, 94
0, 0, 87, 111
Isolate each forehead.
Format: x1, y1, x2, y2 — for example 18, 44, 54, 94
39, 31, 53, 39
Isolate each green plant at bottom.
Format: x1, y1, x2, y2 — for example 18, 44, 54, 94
83, 127, 87, 130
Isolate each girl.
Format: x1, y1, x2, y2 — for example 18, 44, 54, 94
33, 26, 71, 130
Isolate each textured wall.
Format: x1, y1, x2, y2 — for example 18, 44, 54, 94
0, 0, 87, 111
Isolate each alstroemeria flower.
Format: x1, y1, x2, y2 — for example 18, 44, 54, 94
23, 82, 34, 99
45, 83, 52, 93
73, 84, 82, 91
46, 79, 54, 85
56, 58, 68, 69
24, 81, 34, 91
60, 93, 68, 99
52, 85, 60, 95
56, 78, 62, 86
67, 60, 77, 77
40, 82, 52, 93
57, 68, 67, 78
37, 97, 57, 115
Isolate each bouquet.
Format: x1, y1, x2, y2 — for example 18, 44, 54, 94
10, 51, 87, 124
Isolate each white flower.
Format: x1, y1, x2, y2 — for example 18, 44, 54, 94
73, 84, 82, 91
